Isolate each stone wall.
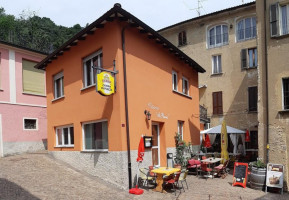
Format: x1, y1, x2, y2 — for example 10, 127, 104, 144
3, 141, 47, 156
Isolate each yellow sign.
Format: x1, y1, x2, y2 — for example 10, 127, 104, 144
97, 72, 115, 96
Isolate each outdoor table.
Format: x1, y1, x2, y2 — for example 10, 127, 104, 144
201, 158, 223, 178
151, 167, 180, 193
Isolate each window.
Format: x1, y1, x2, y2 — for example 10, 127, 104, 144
23, 118, 38, 130
56, 125, 74, 147
83, 50, 103, 87
22, 59, 45, 95
178, 121, 184, 140
182, 77, 189, 95
53, 72, 64, 99
172, 71, 178, 91
83, 120, 108, 151
248, 86, 257, 112
212, 55, 222, 74
270, 3, 289, 37
212, 91, 223, 115
241, 48, 258, 69
282, 78, 289, 110
237, 17, 256, 41
208, 25, 228, 48
178, 31, 187, 46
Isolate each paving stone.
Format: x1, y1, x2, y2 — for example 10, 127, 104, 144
0, 151, 288, 200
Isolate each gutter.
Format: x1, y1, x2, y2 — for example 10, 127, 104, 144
263, 0, 270, 163
121, 24, 132, 189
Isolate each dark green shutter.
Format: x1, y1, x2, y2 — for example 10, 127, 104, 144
270, 3, 279, 37
241, 49, 247, 69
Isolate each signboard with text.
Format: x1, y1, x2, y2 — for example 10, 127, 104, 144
266, 163, 284, 194
233, 162, 248, 188
97, 72, 115, 96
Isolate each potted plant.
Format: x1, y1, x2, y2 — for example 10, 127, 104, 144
174, 132, 188, 169
249, 158, 267, 190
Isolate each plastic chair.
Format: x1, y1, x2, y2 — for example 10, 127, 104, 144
179, 170, 189, 192
139, 168, 155, 188
163, 172, 181, 195
187, 159, 201, 176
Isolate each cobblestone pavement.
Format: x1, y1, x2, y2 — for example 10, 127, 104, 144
0, 151, 288, 200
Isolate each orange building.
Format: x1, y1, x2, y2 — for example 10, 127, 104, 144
36, 4, 205, 189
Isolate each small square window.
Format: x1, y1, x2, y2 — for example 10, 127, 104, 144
55, 125, 74, 147
24, 118, 38, 130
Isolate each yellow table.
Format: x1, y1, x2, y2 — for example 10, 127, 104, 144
151, 167, 181, 193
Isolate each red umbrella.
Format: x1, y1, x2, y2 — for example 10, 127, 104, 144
204, 134, 212, 148
245, 130, 250, 142
129, 136, 144, 195
137, 136, 145, 162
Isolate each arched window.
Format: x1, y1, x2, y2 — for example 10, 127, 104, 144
208, 25, 228, 48
237, 17, 256, 41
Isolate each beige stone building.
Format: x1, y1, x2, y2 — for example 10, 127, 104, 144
256, 0, 289, 190
159, 2, 259, 157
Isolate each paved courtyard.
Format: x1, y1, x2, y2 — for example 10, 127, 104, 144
0, 151, 288, 200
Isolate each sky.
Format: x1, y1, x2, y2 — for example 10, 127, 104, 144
0, 0, 255, 30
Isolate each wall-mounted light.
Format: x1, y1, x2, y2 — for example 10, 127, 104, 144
144, 110, 151, 120
230, 24, 233, 29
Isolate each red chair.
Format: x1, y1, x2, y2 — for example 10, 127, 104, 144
200, 163, 212, 179
214, 160, 229, 179
163, 172, 181, 196
187, 159, 201, 176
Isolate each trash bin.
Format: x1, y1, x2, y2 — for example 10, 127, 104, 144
167, 153, 174, 168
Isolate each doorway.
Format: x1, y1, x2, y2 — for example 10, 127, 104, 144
152, 123, 160, 166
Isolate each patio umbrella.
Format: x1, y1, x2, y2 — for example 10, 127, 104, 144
221, 120, 229, 164
204, 134, 212, 148
245, 130, 250, 142
129, 136, 144, 195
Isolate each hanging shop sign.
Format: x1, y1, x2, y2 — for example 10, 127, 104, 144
97, 72, 115, 96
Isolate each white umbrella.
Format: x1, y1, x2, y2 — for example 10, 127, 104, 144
200, 125, 245, 134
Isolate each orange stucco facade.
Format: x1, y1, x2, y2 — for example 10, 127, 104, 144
45, 20, 200, 166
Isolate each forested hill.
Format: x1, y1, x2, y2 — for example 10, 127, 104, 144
0, 7, 83, 53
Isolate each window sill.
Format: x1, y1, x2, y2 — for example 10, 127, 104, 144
237, 37, 256, 43
178, 43, 187, 47
81, 84, 96, 91
55, 145, 74, 148
23, 92, 46, 97
279, 109, 289, 114
52, 96, 65, 102
81, 149, 109, 153
208, 43, 229, 49
242, 66, 257, 70
23, 129, 38, 131
211, 73, 223, 76
172, 90, 192, 99
271, 33, 289, 39
248, 111, 258, 114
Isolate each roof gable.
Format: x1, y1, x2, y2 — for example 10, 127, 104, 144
35, 4, 205, 73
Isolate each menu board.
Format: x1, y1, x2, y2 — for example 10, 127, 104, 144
232, 162, 248, 188
266, 163, 284, 194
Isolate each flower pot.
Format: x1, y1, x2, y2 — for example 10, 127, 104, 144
249, 166, 266, 191
174, 164, 182, 169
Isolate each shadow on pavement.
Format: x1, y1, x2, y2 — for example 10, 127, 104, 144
0, 178, 40, 200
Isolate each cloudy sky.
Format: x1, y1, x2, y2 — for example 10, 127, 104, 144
1, 0, 255, 30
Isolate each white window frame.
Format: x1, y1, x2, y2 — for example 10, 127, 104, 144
182, 76, 189, 95
55, 125, 74, 147
282, 77, 289, 110
172, 70, 178, 91
82, 119, 108, 152
53, 71, 64, 100
178, 121, 184, 140
207, 24, 228, 48
279, 4, 289, 36
23, 118, 38, 131
83, 50, 102, 88
212, 55, 222, 74
236, 17, 257, 42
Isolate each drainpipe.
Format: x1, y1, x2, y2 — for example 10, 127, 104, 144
122, 24, 132, 189
263, 0, 269, 163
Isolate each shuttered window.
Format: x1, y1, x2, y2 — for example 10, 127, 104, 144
212, 91, 223, 115
241, 48, 258, 69
270, 3, 289, 37
248, 86, 257, 112
22, 59, 45, 95
270, 3, 279, 37
178, 31, 187, 46
283, 78, 289, 110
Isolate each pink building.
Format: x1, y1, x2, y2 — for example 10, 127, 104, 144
0, 41, 47, 157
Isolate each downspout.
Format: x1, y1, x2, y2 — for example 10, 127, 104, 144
263, 0, 270, 163
122, 25, 132, 189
